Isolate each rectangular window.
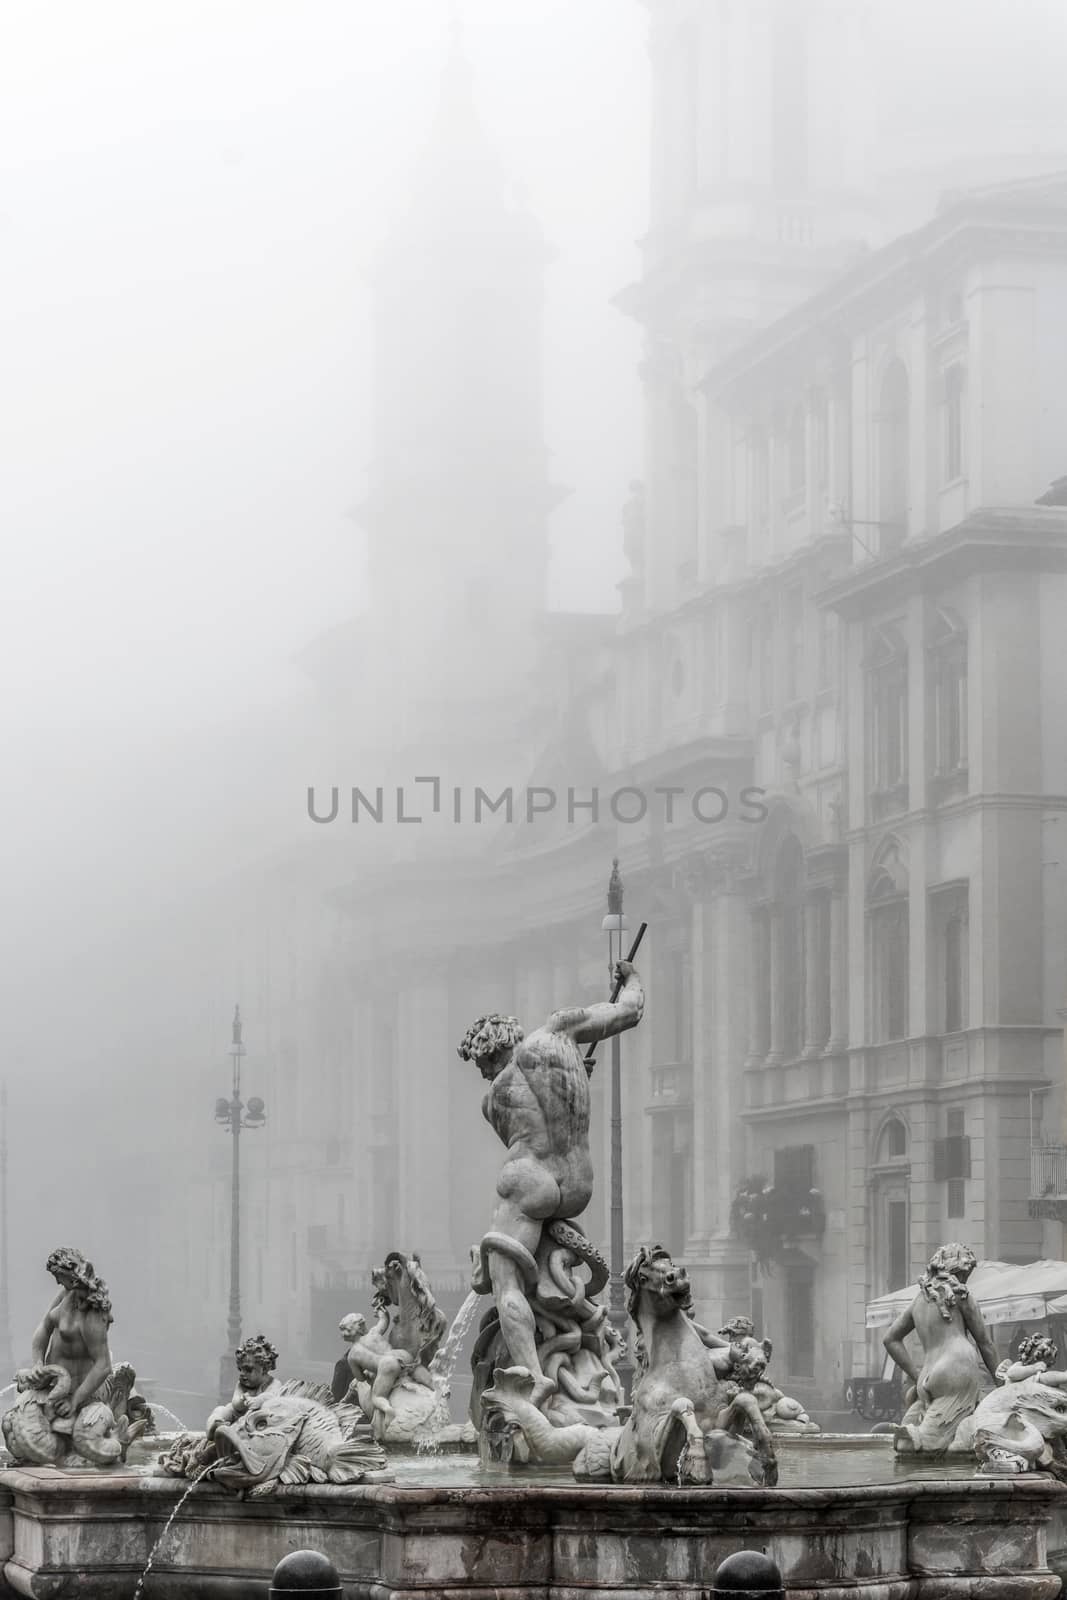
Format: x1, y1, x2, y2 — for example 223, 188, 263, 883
945, 913, 965, 1032
887, 1200, 909, 1291
931, 638, 968, 776
812, 388, 829, 490
785, 1269, 816, 1379
931, 884, 969, 1033
935, 1108, 971, 1218
759, 604, 775, 713
751, 431, 770, 533
817, 610, 837, 691
774, 1144, 816, 1192
868, 654, 908, 800
944, 365, 965, 482
784, 587, 805, 695
870, 898, 909, 1042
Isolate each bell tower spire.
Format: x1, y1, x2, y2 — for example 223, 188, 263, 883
358, 18, 559, 742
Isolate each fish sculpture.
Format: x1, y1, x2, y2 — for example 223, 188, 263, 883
2, 1365, 129, 1469
209, 1380, 389, 1499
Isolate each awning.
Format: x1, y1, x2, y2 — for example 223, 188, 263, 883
865, 1260, 1067, 1329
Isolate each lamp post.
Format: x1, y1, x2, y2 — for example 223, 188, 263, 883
601, 859, 635, 1402
0, 1085, 12, 1376
215, 1006, 266, 1400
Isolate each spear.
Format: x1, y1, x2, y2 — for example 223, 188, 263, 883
584, 921, 647, 1066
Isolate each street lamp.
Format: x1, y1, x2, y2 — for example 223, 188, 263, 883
0, 1085, 12, 1376
601, 859, 635, 1403
215, 1005, 266, 1400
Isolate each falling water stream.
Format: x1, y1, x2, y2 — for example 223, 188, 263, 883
413, 1290, 480, 1452
147, 1404, 187, 1431
131, 1463, 215, 1600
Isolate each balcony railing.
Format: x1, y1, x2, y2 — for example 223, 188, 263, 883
1031, 1145, 1067, 1201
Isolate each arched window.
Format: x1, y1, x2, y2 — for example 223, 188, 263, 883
878, 1118, 908, 1161
877, 360, 910, 552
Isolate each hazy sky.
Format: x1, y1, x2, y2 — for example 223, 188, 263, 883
0, 0, 647, 742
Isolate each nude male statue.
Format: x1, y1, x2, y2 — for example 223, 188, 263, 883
458, 959, 644, 1409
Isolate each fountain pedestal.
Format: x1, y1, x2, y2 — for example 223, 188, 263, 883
0, 1466, 1062, 1599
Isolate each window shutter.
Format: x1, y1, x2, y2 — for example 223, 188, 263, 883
959, 1136, 972, 1180
933, 1138, 948, 1182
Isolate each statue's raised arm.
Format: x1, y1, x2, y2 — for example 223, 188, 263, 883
545, 961, 644, 1050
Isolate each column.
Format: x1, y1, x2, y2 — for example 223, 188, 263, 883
827, 885, 848, 1054
802, 895, 826, 1056
745, 908, 770, 1066
766, 906, 786, 1064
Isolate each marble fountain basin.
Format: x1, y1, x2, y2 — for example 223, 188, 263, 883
0, 1437, 1064, 1599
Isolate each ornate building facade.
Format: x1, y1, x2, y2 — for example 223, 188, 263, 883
177, 3, 1067, 1415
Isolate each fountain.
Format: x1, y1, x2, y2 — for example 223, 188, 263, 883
0, 968, 1064, 1595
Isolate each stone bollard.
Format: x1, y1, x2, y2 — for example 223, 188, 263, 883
711, 1549, 785, 1599
269, 1549, 343, 1596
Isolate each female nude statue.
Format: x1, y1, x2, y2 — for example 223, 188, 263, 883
28, 1247, 113, 1424
458, 959, 644, 1410
883, 1241, 999, 1453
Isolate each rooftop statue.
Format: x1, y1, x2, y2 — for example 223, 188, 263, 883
3, 1247, 151, 1468
883, 1242, 1000, 1454
459, 959, 643, 1431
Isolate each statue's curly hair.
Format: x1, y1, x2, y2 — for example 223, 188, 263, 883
46, 1247, 112, 1319
1019, 1332, 1058, 1367
235, 1334, 278, 1371
719, 1315, 755, 1341
456, 1014, 524, 1064
919, 1242, 977, 1321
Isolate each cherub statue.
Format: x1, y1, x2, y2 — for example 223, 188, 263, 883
338, 1312, 413, 1426
206, 1335, 281, 1442
160, 1334, 282, 1479
709, 1318, 820, 1435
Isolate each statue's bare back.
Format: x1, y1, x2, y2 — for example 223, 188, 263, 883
484, 1028, 595, 1221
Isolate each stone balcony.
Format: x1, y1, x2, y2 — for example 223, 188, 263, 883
1030, 1145, 1067, 1221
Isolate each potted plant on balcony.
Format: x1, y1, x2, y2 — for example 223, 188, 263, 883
730, 1175, 826, 1270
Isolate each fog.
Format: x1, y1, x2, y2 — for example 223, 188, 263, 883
3, 0, 1067, 1406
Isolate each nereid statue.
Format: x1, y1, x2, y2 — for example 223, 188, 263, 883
883, 1242, 1000, 1454
3, 1247, 152, 1469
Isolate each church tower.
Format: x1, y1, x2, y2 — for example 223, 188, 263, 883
620, 0, 875, 614
356, 28, 561, 748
